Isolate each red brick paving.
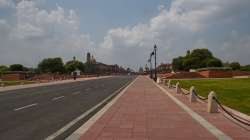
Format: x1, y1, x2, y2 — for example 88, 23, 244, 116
80, 76, 221, 140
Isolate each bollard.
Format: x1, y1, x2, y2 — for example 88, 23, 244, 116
157, 77, 161, 84
162, 79, 165, 84
207, 91, 218, 113
168, 80, 171, 88
175, 82, 181, 94
189, 86, 197, 103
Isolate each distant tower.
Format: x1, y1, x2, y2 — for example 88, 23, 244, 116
91, 55, 96, 64
87, 52, 91, 63
73, 56, 76, 61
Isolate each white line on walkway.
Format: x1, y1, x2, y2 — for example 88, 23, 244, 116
152, 80, 232, 140
52, 96, 65, 101
14, 103, 38, 111
45, 77, 137, 140
72, 91, 81, 95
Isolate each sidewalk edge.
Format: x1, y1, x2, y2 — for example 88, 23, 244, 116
150, 78, 232, 140
65, 77, 138, 140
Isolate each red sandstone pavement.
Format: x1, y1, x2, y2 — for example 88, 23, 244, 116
80, 76, 250, 140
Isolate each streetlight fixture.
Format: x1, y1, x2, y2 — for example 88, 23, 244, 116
154, 44, 157, 82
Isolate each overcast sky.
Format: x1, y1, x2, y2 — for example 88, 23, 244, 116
0, 0, 250, 70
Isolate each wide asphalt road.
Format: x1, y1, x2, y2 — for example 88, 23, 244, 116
0, 76, 135, 140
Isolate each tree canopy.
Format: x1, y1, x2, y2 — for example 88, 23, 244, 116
0, 65, 8, 76
240, 65, 250, 71
9, 64, 26, 71
38, 58, 65, 73
65, 60, 85, 73
172, 48, 223, 71
230, 62, 241, 70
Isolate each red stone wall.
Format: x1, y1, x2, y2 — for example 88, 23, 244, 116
163, 72, 205, 79
199, 70, 232, 78
232, 71, 250, 76
1, 74, 26, 81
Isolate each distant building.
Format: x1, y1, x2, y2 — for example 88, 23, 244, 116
157, 63, 172, 73
85, 52, 127, 74
86, 52, 91, 64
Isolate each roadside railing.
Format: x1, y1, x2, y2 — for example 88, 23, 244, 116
165, 79, 250, 128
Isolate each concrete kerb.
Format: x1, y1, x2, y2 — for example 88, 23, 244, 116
65, 77, 138, 140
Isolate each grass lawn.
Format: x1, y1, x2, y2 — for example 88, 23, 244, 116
0, 80, 36, 86
170, 78, 250, 115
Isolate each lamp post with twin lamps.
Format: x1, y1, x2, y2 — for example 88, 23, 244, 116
148, 44, 157, 81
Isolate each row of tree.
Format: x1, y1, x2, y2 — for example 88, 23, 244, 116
0, 57, 131, 76
172, 48, 250, 71
37, 57, 85, 74
0, 57, 89, 75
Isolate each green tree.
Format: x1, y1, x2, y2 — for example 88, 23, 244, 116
65, 60, 85, 73
9, 64, 24, 71
38, 58, 65, 73
172, 48, 222, 71
182, 57, 201, 70
190, 48, 213, 60
230, 62, 241, 70
172, 56, 184, 71
0, 65, 8, 76
206, 58, 223, 67
240, 65, 250, 71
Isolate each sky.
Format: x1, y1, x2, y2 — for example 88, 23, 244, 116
0, 0, 250, 70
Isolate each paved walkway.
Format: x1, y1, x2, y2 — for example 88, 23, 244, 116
78, 76, 250, 140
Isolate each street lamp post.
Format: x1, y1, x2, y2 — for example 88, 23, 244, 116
147, 58, 151, 78
154, 44, 157, 82
150, 52, 154, 79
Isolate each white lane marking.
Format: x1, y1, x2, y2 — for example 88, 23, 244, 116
152, 79, 232, 140
14, 103, 38, 111
85, 88, 91, 91
46, 78, 137, 140
72, 91, 81, 95
52, 96, 65, 101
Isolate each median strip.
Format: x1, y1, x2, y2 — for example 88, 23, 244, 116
14, 103, 38, 111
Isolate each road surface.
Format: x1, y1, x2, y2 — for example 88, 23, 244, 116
0, 76, 135, 140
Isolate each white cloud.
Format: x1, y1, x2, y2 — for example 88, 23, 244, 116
1, 0, 250, 69
98, 0, 250, 69
0, 0, 12, 7
0, 0, 93, 66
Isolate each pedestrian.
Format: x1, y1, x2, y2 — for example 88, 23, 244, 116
73, 72, 77, 80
